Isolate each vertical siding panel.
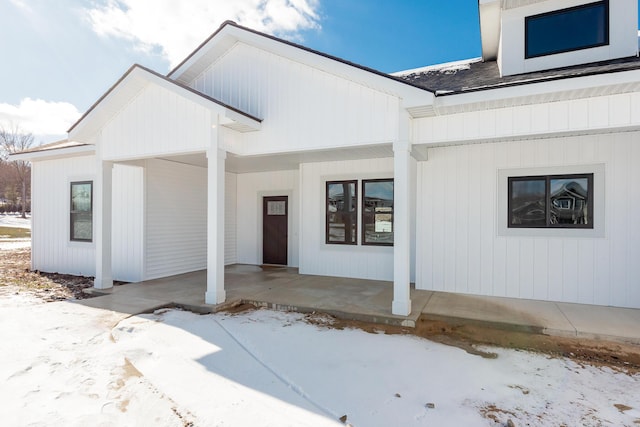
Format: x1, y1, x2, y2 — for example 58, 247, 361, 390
467, 144, 483, 295
112, 164, 144, 282
479, 143, 495, 296
562, 240, 579, 302
519, 239, 534, 299
533, 239, 549, 300
431, 149, 446, 291
610, 134, 629, 306
455, 146, 469, 293
627, 135, 640, 306
547, 240, 564, 302
443, 149, 457, 290
577, 240, 595, 304
225, 172, 238, 265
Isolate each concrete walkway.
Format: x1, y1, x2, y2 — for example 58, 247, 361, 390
79, 265, 640, 345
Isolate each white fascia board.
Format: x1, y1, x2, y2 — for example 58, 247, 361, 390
10, 144, 95, 162
433, 68, 640, 112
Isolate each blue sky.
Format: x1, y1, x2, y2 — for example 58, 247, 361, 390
0, 0, 637, 143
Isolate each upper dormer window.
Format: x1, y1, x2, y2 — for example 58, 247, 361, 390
525, 1, 609, 59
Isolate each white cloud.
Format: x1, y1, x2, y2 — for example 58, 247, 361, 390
0, 98, 81, 138
85, 0, 321, 67
9, 0, 33, 13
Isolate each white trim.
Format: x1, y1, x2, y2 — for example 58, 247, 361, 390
321, 172, 394, 247
13, 145, 95, 162
497, 163, 606, 237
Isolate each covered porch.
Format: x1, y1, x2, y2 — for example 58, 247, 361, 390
85, 266, 431, 327
80, 266, 640, 345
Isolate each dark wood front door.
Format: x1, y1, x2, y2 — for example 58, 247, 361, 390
263, 196, 288, 265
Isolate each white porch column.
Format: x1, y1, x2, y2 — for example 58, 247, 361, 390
205, 147, 226, 304
94, 160, 114, 289
392, 140, 412, 316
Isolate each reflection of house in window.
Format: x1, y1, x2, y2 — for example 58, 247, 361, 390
509, 174, 593, 229
550, 179, 589, 225
363, 179, 394, 245
326, 180, 357, 244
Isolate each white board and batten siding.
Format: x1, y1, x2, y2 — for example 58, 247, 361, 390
31, 155, 97, 276
225, 172, 238, 265
299, 158, 397, 281
415, 92, 640, 146
235, 169, 299, 266
100, 83, 212, 161
416, 132, 640, 309
111, 164, 144, 282
31, 157, 144, 281
190, 43, 400, 155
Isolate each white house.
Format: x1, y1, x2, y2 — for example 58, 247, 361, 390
15, 0, 640, 314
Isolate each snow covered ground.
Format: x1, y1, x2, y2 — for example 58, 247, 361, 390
0, 214, 31, 229
1, 291, 639, 426
0, 214, 31, 250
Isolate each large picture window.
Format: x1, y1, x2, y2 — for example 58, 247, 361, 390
525, 1, 608, 58
326, 180, 357, 244
70, 181, 93, 242
362, 179, 393, 246
508, 174, 593, 229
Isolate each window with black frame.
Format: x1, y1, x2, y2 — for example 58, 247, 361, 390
525, 1, 609, 59
362, 179, 393, 245
70, 181, 93, 241
508, 174, 593, 228
326, 180, 357, 244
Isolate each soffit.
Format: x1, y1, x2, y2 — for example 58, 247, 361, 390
156, 144, 427, 174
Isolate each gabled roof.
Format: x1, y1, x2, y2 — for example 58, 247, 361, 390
167, 20, 434, 109
395, 56, 640, 96
68, 64, 262, 143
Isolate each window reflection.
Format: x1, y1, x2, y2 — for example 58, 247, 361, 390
363, 179, 393, 245
508, 174, 592, 229
326, 181, 357, 244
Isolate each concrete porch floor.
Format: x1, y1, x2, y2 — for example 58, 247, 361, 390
79, 265, 640, 345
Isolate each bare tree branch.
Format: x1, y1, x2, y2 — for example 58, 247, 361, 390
0, 125, 34, 219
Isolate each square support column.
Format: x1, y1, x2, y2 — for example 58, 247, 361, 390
392, 140, 412, 316
94, 160, 113, 290
205, 148, 226, 305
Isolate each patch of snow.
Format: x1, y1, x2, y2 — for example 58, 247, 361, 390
2, 296, 639, 426
392, 57, 482, 77
0, 214, 31, 229
0, 239, 31, 250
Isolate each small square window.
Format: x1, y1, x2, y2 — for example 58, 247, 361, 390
362, 179, 394, 246
509, 174, 593, 228
326, 180, 357, 244
70, 181, 93, 241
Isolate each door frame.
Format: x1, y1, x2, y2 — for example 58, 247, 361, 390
257, 190, 293, 266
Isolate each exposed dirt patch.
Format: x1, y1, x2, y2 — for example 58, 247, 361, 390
217, 300, 640, 373
0, 248, 96, 301
415, 317, 640, 374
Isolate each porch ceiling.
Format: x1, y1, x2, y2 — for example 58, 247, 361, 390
156, 144, 428, 173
